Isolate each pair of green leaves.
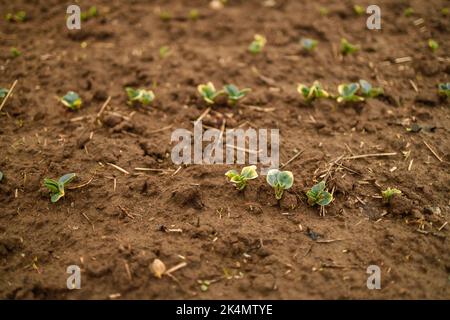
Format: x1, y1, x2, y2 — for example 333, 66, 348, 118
225, 165, 258, 190
340, 38, 359, 55
126, 87, 155, 106
438, 83, 450, 98
5, 11, 26, 23
266, 169, 294, 200
61, 91, 82, 110
381, 187, 401, 204
43, 173, 76, 203
248, 34, 267, 54
0, 88, 8, 99
81, 6, 98, 21
297, 81, 329, 103
337, 80, 383, 103
306, 181, 333, 206
198, 82, 250, 105
301, 38, 318, 52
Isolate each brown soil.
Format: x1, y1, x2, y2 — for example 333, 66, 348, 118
0, 0, 449, 300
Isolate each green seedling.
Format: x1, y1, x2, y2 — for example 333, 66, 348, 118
43, 173, 76, 203
353, 5, 365, 15
189, 9, 200, 20
197, 280, 210, 292
159, 10, 172, 21
248, 34, 267, 54
297, 81, 329, 103
428, 39, 439, 53
81, 6, 98, 21
359, 79, 384, 97
301, 38, 318, 51
225, 165, 258, 190
306, 181, 333, 206
0, 170, 3, 182
381, 187, 401, 204
438, 83, 450, 98
0, 88, 8, 99
337, 83, 364, 103
223, 84, 251, 105
266, 169, 294, 200
442, 8, 449, 16
197, 82, 223, 104
5, 11, 27, 22
340, 38, 359, 55
159, 46, 171, 59
126, 87, 155, 106
318, 7, 329, 16
11, 47, 21, 58
61, 91, 82, 110
404, 8, 414, 17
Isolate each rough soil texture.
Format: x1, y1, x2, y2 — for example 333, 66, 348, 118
0, 0, 449, 299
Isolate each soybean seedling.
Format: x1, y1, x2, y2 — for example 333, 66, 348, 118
438, 83, 450, 98
81, 6, 98, 21
126, 88, 155, 106
404, 8, 414, 17
381, 187, 401, 205
248, 34, 267, 54
340, 38, 359, 55
0, 88, 8, 100
11, 47, 21, 58
223, 84, 251, 105
428, 39, 439, 53
61, 91, 82, 110
266, 169, 294, 200
159, 46, 171, 59
353, 5, 365, 15
359, 79, 384, 98
225, 165, 258, 191
306, 181, 333, 207
297, 81, 329, 103
301, 38, 318, 52
5, 11, 26, 23
337, 83, 364, 103
197, 82, 224, 105
189, 9, 200, 20
43, 173, 76, 203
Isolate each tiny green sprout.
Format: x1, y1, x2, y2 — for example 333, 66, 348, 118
404, 7, 414, 17
197, 280, 210, 292
340, 38, 359, 55
159, 10, 172, 21
337, 83, 364, 103
189, 9, 200, 20
0, 170, 3, 182
266, 169, 294, 200
159, 46, 171, 59
248, 34, 267, 54
126, 88, 155, 106
0, 88, 8, 99
301, 38, 318, 51
353, 5, 365, 16
61, 91, 82, 110
223, 84, 251, 105
359, 79, 384, 98
297, 81, 329, 103
81, 6, 98, 21
428, 39, 439, 53
438, 83, 450, 98
5, 11, 26, 23
318, 7, 329, 16
306, 181, 333, 207
197, 82, 224, 105
442, 8, 449, 16
225, 165, 258, 191
381, 187, 401, 204
43, 173, 76, 203
11, 47, 21, 58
